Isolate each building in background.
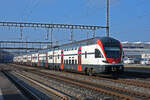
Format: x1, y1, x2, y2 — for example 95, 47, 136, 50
141, 53, 150, 59
122, 42, 150, 58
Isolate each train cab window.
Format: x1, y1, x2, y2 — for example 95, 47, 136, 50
95, 49, 103, 58
85, 51, 87, 58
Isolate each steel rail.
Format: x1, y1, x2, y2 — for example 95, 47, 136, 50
28, 70, 140, 100
2, 70, 41, 100
14, 71, 72, 100
7, 64, 150, 99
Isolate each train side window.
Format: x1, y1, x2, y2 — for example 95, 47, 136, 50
66, 60, 68, 64
85, 51, 87, 58
95, 49, 102, 58
69, 59, 71, 64
72, 60, 74, 64
58, 54, 59, 59
75, 60, 77, 64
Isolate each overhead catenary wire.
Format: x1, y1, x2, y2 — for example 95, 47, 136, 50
0, 0, 113, 47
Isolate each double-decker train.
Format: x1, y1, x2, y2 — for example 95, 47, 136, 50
13, 37, 124, 75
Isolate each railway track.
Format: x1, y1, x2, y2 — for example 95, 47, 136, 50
29, 70, 150, 100
6, 64, 150, 89
12, 70, 135, 100
2, 70, 44, 100
13, 71, 72, 100
107, 78, 150, 88
58, 70, 150, 89
3, 64, 150, 100
2, 70, 72, 100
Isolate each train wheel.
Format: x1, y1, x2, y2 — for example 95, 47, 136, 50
87, 68, 94, 76
84, 68, 88, 75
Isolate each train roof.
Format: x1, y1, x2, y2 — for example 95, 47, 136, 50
14, 37, 120, 56
54, 36, 120, 49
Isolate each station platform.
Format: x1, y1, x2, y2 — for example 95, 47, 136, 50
125, 64, 150, 68
124, 64, 150, 74
0, 71, 27, 100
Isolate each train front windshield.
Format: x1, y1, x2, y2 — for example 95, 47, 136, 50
104, 47, 121, 58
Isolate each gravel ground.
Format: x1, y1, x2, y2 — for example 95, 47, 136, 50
14, 70, 117, 100
41, 70, 150, 95
126, 78, 150, 84
3, 64, 150, 99
10, 71, 59, 100
10, 64, 150, 83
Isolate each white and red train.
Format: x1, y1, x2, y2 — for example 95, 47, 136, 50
13, 37, 124, 75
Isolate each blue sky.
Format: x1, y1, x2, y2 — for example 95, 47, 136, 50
0, 0, 150, 43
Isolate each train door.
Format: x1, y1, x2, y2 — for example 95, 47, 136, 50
52, 51, 55, 67
55, 56, 57, 63
31, 55, 32, 66
26, 56, 28, 65
37, 54, 40, 67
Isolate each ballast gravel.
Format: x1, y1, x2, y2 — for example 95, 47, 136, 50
42, 70, 150, 95
14, 70, 117, 100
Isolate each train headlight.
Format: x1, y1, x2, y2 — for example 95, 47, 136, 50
102, 60, 109, 63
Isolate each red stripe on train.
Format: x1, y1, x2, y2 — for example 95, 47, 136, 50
78, 47, 82, 71
61, 50, 64, 70
107, 58, 121, 64
77, 65, 82, 71
45, 53, 48, 68
97, 40, 106, 58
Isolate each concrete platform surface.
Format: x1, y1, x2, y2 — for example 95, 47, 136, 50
125, 64, 150, 68
0, 71, 28, 100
